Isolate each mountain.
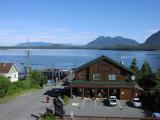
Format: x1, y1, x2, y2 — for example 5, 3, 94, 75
15, 42, 84, 49
86, 36, 139, 48
16, 42, 53, 47
138, 30, 160, 50
143, 30, 160, 45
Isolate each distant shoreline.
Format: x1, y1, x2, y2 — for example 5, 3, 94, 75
0, 46, 159, 51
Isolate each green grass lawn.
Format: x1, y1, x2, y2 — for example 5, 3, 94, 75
0, 88, 40, 104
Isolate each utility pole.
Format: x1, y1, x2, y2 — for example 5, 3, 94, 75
24, 50, 31, 79
52, 63, 56, 86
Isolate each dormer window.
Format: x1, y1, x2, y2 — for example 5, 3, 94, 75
93, 74, 101, 80
109, 74, 116, 80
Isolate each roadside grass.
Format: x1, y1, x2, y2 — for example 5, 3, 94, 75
63, 95, 70, 105
0, 88, 40, 104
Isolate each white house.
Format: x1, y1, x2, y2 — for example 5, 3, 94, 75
0, 63, 19, 82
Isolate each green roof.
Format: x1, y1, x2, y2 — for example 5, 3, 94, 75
71, 80, 130, 85
76, 55, 135, 74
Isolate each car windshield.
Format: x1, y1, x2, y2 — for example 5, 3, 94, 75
133, 99, 140, 102
110, 99, 116, 102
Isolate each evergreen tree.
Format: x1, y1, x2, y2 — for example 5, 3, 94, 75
141, 61, 152, 76
156, 68, 160, 84
130, 58, 139, 74
139, 61, 155, 90
152, 68, 160, 93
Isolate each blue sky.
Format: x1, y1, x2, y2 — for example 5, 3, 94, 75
0, 0, 160, 46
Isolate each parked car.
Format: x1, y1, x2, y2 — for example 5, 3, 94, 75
131, 97, 142, 107
152, 112, 160, 118
109, 96, 117, 106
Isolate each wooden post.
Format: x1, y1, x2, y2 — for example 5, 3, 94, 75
95, 88, 97, 98
108, 88, 109, 99
70, 88, 73, 98
82, 88, 84, 99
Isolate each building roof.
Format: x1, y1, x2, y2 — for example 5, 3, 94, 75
76, 55, 135, 74
70, 80, 134, 88
71, 80, 130, 85
0, 63, 18, 74
70, 80, 143, 91
132, 81, 144, 91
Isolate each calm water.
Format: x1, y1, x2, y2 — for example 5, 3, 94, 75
0, 49, 160, 72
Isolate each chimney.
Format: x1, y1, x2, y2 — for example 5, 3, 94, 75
120, 60, 124, 65
2, 63, 6, 66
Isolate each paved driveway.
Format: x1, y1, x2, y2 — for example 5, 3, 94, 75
0, 85, 59, 120
64, 98, 148, 118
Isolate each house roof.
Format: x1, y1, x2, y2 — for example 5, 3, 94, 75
71, 80, 130, 85
70, 80, 143, 90
132, 81, 144, 91
76, 55, 135, 74
70, 80, 133, 88
0, 63, 18, 74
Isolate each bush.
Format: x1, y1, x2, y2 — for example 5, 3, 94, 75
30, 70, 47, 87
63, 95, 70, 105
6, 79, 40, 96
40, 112, 56, 120
0, 73, 44, 99
0, 76, 11, 98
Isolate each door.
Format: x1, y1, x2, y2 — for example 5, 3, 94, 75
120, 89, 132, 100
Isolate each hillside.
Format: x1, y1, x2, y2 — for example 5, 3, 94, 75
15, 42, 84, 49
16, 42, 53, 47
144, 30, 160, 45
138, 30, 160, 50
86, 36, 139, 48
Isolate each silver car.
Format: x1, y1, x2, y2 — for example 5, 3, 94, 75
109, 96, 117, 106
131, 97, 142, 107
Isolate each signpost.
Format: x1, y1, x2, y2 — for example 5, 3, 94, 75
54, 97, 64, 118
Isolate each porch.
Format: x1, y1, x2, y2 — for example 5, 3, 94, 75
70, 88, 121, 99
69, 80, 135, 100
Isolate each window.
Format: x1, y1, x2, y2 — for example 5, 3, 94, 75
93, 74, 101, 80
79, 73, 85, 78
109, 74, 116, 80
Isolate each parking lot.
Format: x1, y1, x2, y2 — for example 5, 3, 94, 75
64, 98, 149, 118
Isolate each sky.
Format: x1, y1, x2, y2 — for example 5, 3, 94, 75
0, 0, 160, 46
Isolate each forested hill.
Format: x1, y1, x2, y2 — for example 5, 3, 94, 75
86, 36, 139, 48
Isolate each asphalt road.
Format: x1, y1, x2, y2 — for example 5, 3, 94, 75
0, 72, 74, 120
0, 85, 55, 120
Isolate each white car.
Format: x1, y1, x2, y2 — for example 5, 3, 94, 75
109, 96, 117, 106
131, 97, 142, 107
152, 112, 160, 118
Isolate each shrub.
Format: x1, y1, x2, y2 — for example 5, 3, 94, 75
0, 76, 11, 98
6, 79, 40, 96
30, 70, 47, 87
63, 95, 70, 105
40, 112, 56, 120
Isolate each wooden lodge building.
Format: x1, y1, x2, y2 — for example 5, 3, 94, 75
69, 55, 143, 100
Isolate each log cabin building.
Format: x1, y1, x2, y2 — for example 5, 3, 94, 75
69, 55, 143, 100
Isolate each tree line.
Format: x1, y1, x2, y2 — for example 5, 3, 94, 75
0, 70, 47, 98
130, 58, 160, 111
